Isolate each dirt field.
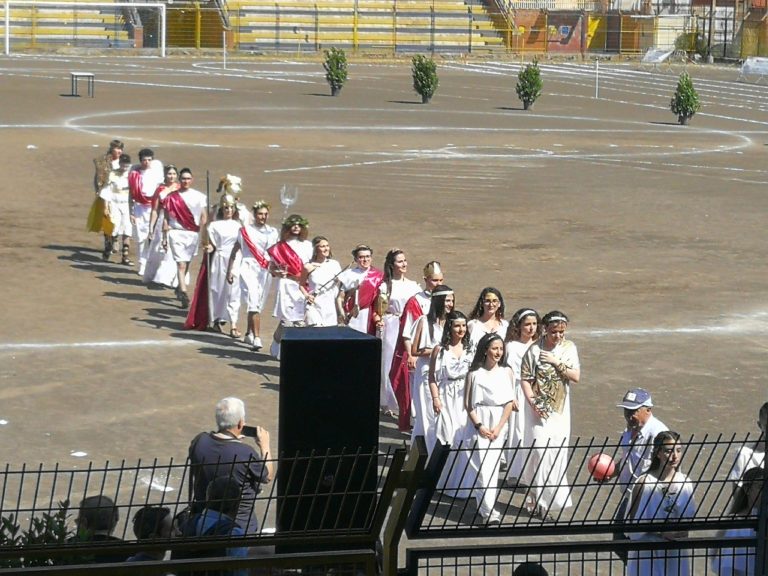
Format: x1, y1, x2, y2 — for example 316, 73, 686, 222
0, 54, 766, 470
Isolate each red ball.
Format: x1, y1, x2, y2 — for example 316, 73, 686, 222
588, 453, 615, 481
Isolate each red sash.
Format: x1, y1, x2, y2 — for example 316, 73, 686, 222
152, 183, 178, 207
128, 170, 152, 206
164, 191, 199, 232
357, 268, 384, 309
389, 296, 427, 431
342, 268, 383, 335
240, 226, 270, 269
267, 241, 303, 277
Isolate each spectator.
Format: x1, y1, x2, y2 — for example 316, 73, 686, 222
68, 495, 125, 563
513, 562, 549, 576
610, 387, 669, 562
175, 476, 248, 576
626, 430, 696, 576
127, 505, 172, 562
189, 397, 274, 534
727, 401, 767, 493
711, 467, 764, 576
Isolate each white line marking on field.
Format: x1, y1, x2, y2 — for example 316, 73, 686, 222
265, 156, 421, 173
0, 340, 192, 351
97, 79, 231, 92
577, 311, 768, 338
583, 326, 766, 337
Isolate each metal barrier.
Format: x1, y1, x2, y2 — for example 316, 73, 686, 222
0, 434, 765, 574
0, 447, 412, 573
403, 432, 767, 574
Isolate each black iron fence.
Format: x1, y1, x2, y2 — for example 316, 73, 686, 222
0, 434, 765, 574
410, 433, 765, 533
404, 432, 767, 575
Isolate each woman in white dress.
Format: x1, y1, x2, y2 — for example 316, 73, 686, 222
503, 308, 542, 484
428, 311, 474, 497
464, 333, 518, 524
519, 310, 580, 520
727, 401, 766, 494
409, 285, 455, 454
377, 249, 421, 414
144, 164, 181, 288
467, 287, 509, 352
627, 430, 696, 576
300, 236, 343, 327
711, 466, 763, 576
206, 194, 242, 337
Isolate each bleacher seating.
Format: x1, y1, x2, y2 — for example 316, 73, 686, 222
230, 0, 507, 52
6, 1, 130, 48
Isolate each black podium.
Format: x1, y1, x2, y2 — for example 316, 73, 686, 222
277, 326, 380, 538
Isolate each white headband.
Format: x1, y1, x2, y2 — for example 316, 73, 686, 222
431, 289, 454, 298
518, 309, 537, 319
546, 315, 568, 324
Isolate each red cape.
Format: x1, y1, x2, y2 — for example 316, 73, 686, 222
388, 296, 425, 431
128, 169, 153, 206
183, 255, 209, 330
267, 241, 303, 277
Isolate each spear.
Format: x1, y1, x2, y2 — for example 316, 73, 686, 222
206, 170, 214, 330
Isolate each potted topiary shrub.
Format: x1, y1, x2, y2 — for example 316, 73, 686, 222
670, 71, 700, 125
411, 54, 438, 104
516, 59, 542, 110
323, 47, 348, 96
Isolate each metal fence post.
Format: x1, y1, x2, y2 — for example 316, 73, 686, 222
430, 1, 435, 55
194, 1, 201, 49
467, 5, 472, 53
381, 437, 429, 576
353, 0, 359, 53
756, 433, 768, 576
275, 3, 280, 52
392, 0, 397, 55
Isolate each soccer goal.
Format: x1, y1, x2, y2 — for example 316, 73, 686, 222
3, 1, 166, 56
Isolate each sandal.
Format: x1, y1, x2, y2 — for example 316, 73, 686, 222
102, 237, 113, 261
212, 322, 224, 333
230, 328, 242, 339
121, 244, 133, 266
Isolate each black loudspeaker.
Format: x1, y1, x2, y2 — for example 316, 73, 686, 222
277, 326, 380, 539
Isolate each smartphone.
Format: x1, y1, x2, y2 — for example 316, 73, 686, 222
242, 425, 258, 438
